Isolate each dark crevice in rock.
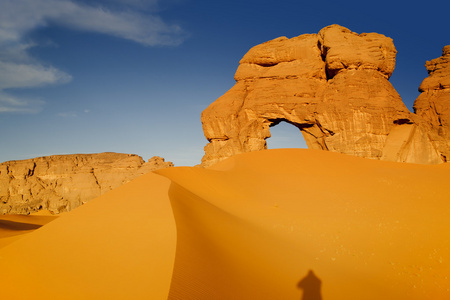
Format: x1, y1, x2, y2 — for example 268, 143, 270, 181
27, 162, 36, 178
393, 119, 413, 125
256, 62, 279, 67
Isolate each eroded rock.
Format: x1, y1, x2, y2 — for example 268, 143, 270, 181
413, 45, 450, 162
201, 24, 444, 166
0, 153, 173, 214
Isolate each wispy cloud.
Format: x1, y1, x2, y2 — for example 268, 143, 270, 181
0, 61, 72, 90
57, 111, 78, 118
0, 92, 44, 113
0, 0, 187, 113
0, 0, 185, 46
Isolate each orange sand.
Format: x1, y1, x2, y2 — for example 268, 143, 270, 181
0, 210, 58, 249
0, 172, 176, 299
0, 149, 449, 299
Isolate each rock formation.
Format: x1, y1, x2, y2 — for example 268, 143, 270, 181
201, 24, 446, 166
413, 45, 450, 162
0, 153, 173, 214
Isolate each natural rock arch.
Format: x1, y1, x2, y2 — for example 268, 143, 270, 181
266, 119, 309, 150
266, 120, 308, 149
265, 118, 329, 151
201, 25, 447, 167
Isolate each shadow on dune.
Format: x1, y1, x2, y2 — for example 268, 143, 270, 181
298, 270, 323, 300
0, 219, 43, 231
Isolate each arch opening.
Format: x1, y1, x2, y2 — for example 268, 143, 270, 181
266, 120, 308, 149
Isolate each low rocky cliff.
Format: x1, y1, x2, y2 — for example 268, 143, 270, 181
0, 153, 173, 214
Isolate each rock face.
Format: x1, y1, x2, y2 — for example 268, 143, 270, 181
201, 25, 445, 166
0, 153, 173, 214
413, 45, 450, 162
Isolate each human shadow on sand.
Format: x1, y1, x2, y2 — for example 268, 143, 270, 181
297, 269, 322, 300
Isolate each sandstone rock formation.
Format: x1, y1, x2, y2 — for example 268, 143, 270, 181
0, 153, 173, 214
413, 45, 450, 162
201, 25, 445, 166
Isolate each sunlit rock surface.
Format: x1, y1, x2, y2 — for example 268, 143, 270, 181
201, 25, 445, 166
0, 153, 173, 214
414, 45, 450, 162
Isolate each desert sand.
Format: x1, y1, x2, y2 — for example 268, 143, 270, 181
0, 210, 58, 249
0, 149, 449, 299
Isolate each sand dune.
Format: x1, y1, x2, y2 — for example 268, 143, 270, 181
0, 211, 58, 248
157, 149, 450, 299
0, 172, 176, 300
0, 149, 449, 299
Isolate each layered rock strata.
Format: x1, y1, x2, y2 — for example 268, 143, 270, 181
413, 45, 450, 162
0, 153, 173, 214
201, 24, 445, 166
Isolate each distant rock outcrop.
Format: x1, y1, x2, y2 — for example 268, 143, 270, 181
0, 153, 173, 214
201, 25, 446, 166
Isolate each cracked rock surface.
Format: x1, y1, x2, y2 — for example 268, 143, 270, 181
0, 153, 173, 214
414, 45, 450, 162
201, 24, 447, 166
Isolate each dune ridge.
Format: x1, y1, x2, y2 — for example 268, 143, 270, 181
157, 149, 450, 299
0, 211, 58, 248
0, 172, 176, 300
0, 149, 449, 299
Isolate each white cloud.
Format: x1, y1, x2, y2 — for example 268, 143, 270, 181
0, 61, 72, 90
0, 92, 44, 113
0, 0, 186, 46
58, 5, 185, 46
0, 0, 186, 113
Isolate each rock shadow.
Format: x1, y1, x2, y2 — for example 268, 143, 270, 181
297, 269, 323, 300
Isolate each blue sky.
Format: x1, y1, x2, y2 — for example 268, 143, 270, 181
0, 0, 448, 166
